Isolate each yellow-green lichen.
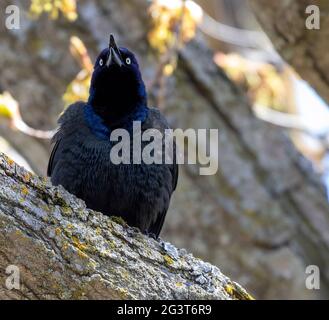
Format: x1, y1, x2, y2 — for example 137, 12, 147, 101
111, 216, 127, 226
40, 204, 50, 212
22, 172, 32, 183
61, 206, 72, 216
7, 158, 15, 166
71, 288, 86, 299
108, 240, 117, 249
72, 236, 88, 252
224, 283, 254, 300
117, 287, 129, 299
21, 186, 29, 196
224, 284, 234, 296
163, 254, 174, 265
77, 249, 89, 259
62, 241, 69, 251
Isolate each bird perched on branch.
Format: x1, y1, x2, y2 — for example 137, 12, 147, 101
48, 35, 178, 238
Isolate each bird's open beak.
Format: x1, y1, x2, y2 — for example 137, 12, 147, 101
106, 34, 123, 67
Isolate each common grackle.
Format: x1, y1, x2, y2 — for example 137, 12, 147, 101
48, 35, 178, 237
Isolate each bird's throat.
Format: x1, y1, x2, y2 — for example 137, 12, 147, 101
89, 86, 145, 128
84, 103, 149, 140
88, 66, 148, 129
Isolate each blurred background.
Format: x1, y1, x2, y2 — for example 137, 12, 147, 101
0, 0, 329, 299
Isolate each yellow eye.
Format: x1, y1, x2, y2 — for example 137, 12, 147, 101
99, 59, 104, 66
126, 58, 131, 65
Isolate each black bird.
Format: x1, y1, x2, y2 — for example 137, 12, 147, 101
48, 35, 178, 237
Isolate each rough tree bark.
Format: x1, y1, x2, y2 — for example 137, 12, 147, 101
0, 0, 329, 299
0, 152, 252, 300
249, 0, 329, 105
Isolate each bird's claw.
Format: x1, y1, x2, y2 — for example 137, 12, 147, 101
145, 232, 158, 240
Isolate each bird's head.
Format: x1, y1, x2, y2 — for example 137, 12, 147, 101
88, 35, 147, 125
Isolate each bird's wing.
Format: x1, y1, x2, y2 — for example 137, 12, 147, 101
143, 107, 179, 190
172, 140, 179, 191
150, 158, 178, 238
150, 207, 168, 238
47, 102, 85, 177
143, 107, 179, 237
47, 139, 60, 176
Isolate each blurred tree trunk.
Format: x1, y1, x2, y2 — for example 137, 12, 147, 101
249, 0, 329, 105
0, 0, 329, 299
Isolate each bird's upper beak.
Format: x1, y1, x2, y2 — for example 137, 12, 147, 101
106, 34, 123, 67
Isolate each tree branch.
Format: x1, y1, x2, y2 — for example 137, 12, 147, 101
0, 152, 252, 300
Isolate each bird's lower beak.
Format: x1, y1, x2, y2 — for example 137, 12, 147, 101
106, 34, 123, 67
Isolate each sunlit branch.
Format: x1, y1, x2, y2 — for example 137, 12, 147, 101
0, 91, 56, 140
253, 104, 329, 147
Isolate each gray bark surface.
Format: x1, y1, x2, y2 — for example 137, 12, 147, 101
0, 152, 252, 300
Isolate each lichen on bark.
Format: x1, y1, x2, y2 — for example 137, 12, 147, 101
0, 152, 252, 300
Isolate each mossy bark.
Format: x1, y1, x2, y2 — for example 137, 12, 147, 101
0, 152, 252, 300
